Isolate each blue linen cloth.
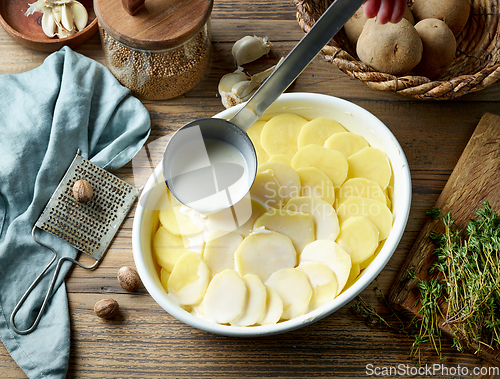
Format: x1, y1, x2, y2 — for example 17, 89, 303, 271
0, 46, 150, 378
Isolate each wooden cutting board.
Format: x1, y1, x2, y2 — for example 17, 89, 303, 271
388, 112, 500, 365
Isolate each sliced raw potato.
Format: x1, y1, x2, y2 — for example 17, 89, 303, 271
265, 268, 312, 320
203, 269, 247, 324
359, 253, 376, 270
336, 197, 393, 240
158, 191, 202, 237
337, 178, 387, 207
258, 161, 301, 203
260, 113, 308, 161
298, 263, 338, 310
291, 144, 348, 187
203, 230, 243, 274
300, 239, 352, 295
346, 147, 392, 190
167, 251, 211, 306
324, 132, 369, 158
254, 209, 315, 253
297, 117, 346, 148
342, 263, 361, 293
153, 226, 189, 272
258, 285, 283, 325
296, 167, 335, 205
284, 196, 340, 240
235, 231, 297, 282
232, 274, 267, 326
246, 120, 270, 165
268, 154, 290, 164
233, 199, 267, 237
337, 216, 379, 264
250, 171, 283, 209
160, 267, 170, 291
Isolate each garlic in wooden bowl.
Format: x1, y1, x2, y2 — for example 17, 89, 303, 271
25, 0, 88, 38
132, 93, 411, 336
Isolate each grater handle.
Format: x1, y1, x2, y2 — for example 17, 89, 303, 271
10, 226, 99, 335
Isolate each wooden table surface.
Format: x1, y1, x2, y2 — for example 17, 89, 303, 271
2, 1, 500, 378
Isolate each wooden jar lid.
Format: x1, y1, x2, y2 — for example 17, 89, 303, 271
94, 0, 213, 51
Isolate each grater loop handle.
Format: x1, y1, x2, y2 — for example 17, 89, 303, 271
10, 226, 99, 335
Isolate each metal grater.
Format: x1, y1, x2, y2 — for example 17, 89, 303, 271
11, 149, 139, 335
35, 150, 139, 260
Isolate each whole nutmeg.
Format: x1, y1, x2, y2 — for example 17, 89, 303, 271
94, 298, 119, 319
117, 266, 141, 292
73, 179, 93, 203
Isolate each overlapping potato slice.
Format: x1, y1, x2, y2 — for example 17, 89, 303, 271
291, 144, 348, 187
232, 274, 267, 326
296, 167, 335, 205
233, 199, 267, 237
257, 161, 301, 203
342, 263, 361, 293
337, 178, 387, 206
300, 240, 352, 295
336, 197, 393, 240
258, 285, 283, 325
346, 147, 392, 190
250, 171, 283, 209
284, 196, 340, 240
246, 120, 270, 166
268, 154, 290, 164
337, 216, 379, 264
203, 230, 243, 274
324, 132, 369, 158
265, 267, 312, 320
160, 267, 171, 291
235, 231, 297, 282
153, 226, 189, 272
297, 263, 338, 310
254, 209, 314, 253
297, 117, 346, 148
260, 113, 308, 161
203, 269, 247, 324
158, 191, 202, 237
167, 251, 211, 306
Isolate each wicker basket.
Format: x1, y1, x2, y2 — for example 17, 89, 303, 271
293, 0, 500, 99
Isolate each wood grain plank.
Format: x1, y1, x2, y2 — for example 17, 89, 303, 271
389, 112, 500, 365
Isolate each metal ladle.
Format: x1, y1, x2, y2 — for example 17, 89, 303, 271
163, 0, 365, 214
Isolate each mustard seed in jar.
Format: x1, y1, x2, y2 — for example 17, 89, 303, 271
94, 0, 213, 100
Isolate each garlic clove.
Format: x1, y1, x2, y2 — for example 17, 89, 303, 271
218, 67, 250, 93
41, 9, 56, 37
56, 23, 75, 38
231, 80, 259, 99
71, 1, 88, 31
52, 5, 62, 24
232, 36, 271, 66
60, 4, 74, 31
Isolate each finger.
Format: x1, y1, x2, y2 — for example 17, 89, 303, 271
390, 0, 407, 24
377, 0, 395, 24
362, 0, 381, 19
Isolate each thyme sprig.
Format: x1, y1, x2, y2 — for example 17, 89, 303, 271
428, 202, 500, 353
350, 202, 500, 362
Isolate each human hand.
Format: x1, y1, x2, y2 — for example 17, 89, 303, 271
362, 0, 407, 24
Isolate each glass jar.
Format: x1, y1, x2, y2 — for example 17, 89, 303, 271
94, 0, 213, 100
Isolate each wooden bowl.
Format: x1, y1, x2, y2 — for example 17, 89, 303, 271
0, 0, 98, 52
294, 0, 500, 100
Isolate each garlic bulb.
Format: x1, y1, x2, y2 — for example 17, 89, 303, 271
25, 0, 88, 38
232, 36, 271, 66
218, 58, 283, 109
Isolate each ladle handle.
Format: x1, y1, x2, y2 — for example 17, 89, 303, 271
229, 0, 365, 131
